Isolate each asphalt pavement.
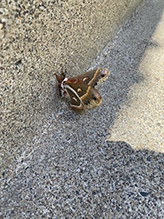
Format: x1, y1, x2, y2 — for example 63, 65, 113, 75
1, 0, 164, 218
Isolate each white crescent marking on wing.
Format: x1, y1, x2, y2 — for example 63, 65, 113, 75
64, 84, 84, 108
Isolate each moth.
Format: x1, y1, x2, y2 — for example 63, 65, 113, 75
55, 67, 110, 111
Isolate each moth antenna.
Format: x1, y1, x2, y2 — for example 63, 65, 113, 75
64, 69, 67, 75
54, 74, 63, 97
61, 67, 63, 75
55, 73, 61, 83
60, 67, 67, 78
54, 77, 62, 88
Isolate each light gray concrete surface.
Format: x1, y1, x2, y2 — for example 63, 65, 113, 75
107, 12, 164, 153
1, 0, 164, 218
0, 0, 142, 176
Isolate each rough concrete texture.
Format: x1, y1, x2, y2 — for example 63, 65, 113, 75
107, 11, 164, 153
0, 0, 142, 172
1, 0, 164, 218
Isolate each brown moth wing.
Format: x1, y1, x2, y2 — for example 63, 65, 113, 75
63, 83, 84, 111
82, 86, 102, 110
67, 68, 110, 88
64, 82, 102, 111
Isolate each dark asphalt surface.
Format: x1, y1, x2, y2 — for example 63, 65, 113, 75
1, 0, 164, 218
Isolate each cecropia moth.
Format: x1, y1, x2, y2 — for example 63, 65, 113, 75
55, 67, 110, 111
